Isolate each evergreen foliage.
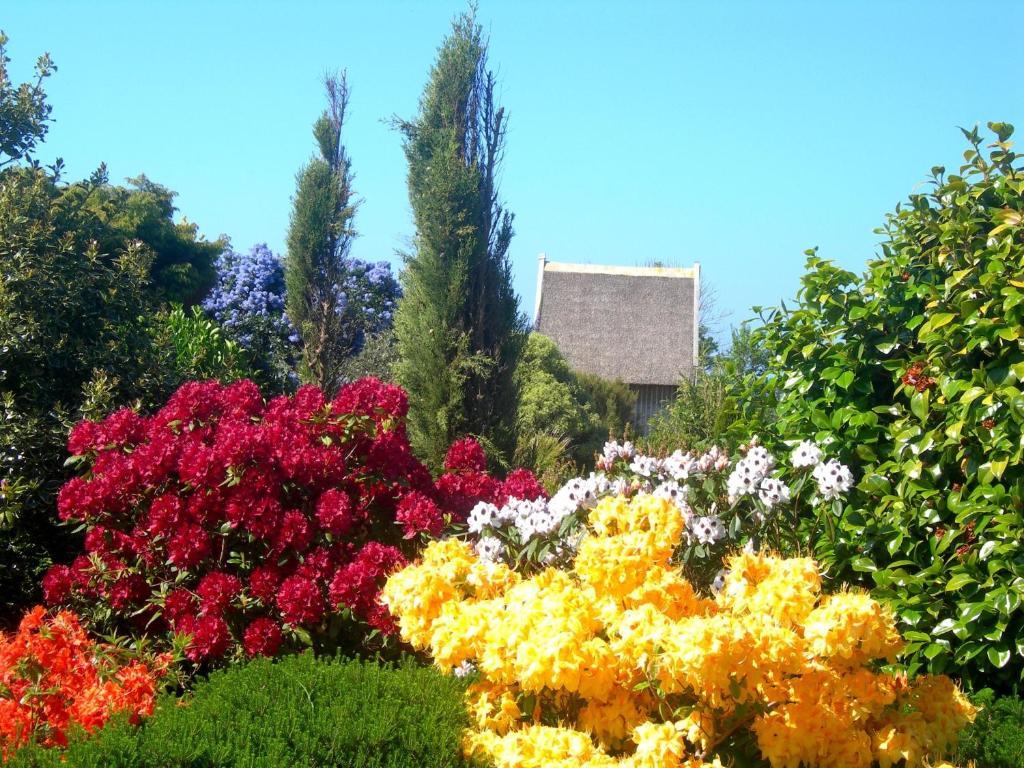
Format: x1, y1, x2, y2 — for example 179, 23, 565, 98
729, 123, 1024, 691
6, 654, 472, 768
284, 73, 363, 395
394, 9, 526, 469
0, 31, 54, 168
955, 691, 1024, 768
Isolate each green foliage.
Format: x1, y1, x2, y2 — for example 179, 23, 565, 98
394, 9, 526, 470
285, 73, 360, 394
575, 371, 636, 441
161, 305, 252, 383
514, 334, 602, 463
338, 329, 400, 384
81, 175, 223, 306
7, 654, 473, 768
647, 325, 772, 452
0, 167, 165, 620
731, 123, 1024, 691
0, 31, 55, 168
955, 690, 1024, 768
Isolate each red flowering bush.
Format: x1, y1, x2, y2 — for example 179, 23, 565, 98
46, 377, 543, 665
0, 606, 170, 760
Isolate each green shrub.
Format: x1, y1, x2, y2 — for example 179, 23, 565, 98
8, 654, 472, 768
513, 333, 635, 478
730, 123, 1024, 691
647, 325, 772, 452
955, 690, 1024, 768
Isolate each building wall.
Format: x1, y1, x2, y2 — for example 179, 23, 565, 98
632, 384, 677, 436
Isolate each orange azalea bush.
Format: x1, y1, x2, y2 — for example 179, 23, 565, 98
0, 607, 170, 760
382, 494, 976, 768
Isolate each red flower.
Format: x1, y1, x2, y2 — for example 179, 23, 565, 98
274, 510, 315, 554
332, 377, 409, 425
242, 617, 283, 657
249, 565, 284, 604
329, 543, 406, 630
499, 468, 547, 504
180, 613, 231, 662
166, 524, 211, 569
444, 437, 487, 473
163, 588, 197, 629
276, 575, 325, 626
41, 565, 73, 605
395, 492, 444, 539
196, 572, 242, 614
109, 574, 149, 610
316, 488, 356, 536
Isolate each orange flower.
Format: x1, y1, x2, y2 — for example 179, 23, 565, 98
0, 606, 168, 760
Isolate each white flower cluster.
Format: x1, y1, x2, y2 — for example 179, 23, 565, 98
726, 444, 788, 507
791, 440, 823, 468
813, 458, 855, 500
597, 440, 635, 470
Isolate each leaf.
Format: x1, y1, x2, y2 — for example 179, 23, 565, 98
910, 389, 929, 422
945, 573, 976, 592
836, 370, 855, 390
987, 645, 1012, 669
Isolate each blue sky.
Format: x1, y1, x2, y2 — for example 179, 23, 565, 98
5, 1, 1022, 339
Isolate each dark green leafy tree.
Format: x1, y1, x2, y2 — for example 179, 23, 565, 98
0, 37, 238, 620
82, 175, 223, 305
394, 9, 526, 469
285, 72, 361, 394
731, 123, 1024, 692
0, 31, 54, 168
0, 168, 162, 620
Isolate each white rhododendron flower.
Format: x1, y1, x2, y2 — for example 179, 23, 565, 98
467, 502, 499, 534
629, 454, 660, 477
758, 477, 791, 508
791, 440, 823, 468
475, 535, 504, 563
813, 458, 854, 500
690, 515, 726, 545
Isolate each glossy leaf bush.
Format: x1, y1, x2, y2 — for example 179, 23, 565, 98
735, 123, 1024, 690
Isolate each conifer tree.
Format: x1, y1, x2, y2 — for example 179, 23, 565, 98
285, 73, 361, 393
394, 9, 526, 468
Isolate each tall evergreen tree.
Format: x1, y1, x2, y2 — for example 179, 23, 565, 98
285, 73, 361, 393
394, 9, 526, 469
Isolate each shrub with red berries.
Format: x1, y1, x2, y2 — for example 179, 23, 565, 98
45, 378, 543, 666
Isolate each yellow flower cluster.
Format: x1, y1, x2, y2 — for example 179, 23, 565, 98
381, 494, 975, 768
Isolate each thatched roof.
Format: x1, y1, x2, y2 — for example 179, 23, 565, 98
534, 258, 700, 387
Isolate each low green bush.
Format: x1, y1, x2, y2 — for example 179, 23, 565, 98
955, 690, 1024, 768
8, 654, 472, 768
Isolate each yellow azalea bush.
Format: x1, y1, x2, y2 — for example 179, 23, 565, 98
381, 494, 975, 768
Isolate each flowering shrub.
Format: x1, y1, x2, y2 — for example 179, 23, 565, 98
461, 438, 852, 587
0, 606, 169, 760
732, 123, 1024, 690
45, 377, 454, 663
202, 244, 297, 390
383, 493, 975, 768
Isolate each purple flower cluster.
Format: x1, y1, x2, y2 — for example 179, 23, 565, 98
343, 259, 401, 336
203, 244, 296, 348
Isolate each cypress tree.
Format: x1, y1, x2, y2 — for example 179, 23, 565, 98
394, 9, 526, 468
285, 73, 361, 393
